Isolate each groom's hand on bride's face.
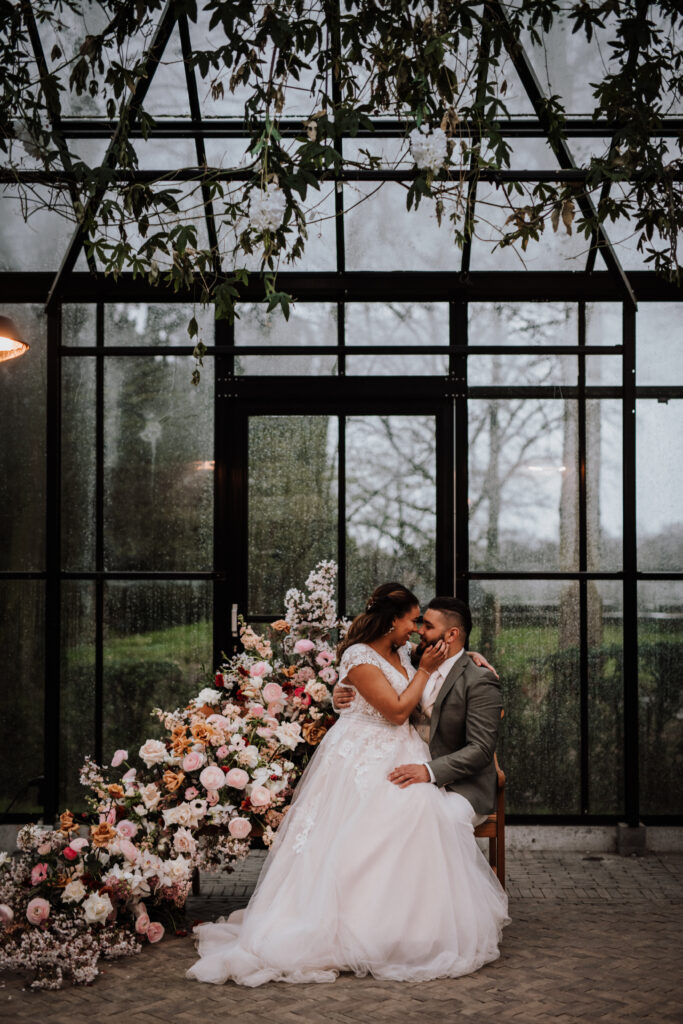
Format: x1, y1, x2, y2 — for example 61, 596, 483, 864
332, 684, 356, 710
388, 764, 430, 788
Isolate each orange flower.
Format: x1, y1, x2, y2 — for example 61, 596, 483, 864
58, 810, 79, 835
191, 721, 211, 743
272, 620, 291, 634
171, 734, 192, 756
163, 769, 186, 793
302, 721, 328, 746
90, 823, 117, 848
282, 666, 297, 678
107, 784, 125, 799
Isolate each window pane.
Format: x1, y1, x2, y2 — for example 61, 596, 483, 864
588, 581, 624, 815
636, 303, 683, 385
104, 303, 213, 348
61, 581, 96, 811
0, 187, 89, 271
103, 356, 214, 570
0, 304, 46, 571
103, 581, 212, 758
345, 303, 448, 376
248, 416, 338, 614
468, 399, 578, 571
637, 401, 683, 571
469, 302, 578, 346
470, 580, 581, 815
468, 354, 576, 386
62, 357, 96, 571
0, 582, 45, 815
63, 304, 96, 347
236, 304, 337, 376
585, 302, 622, 386
638, 582, 683, 815
586, 400, 622, 572
346, 416, 436, 613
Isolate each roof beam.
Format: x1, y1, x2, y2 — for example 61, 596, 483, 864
45, 1, 178, 310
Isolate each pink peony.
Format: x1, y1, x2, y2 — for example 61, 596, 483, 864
249, 785, 272, 808
69, 837, 88, 853
215, 745, 229, 759
262, 682, 283, 703
0, 904, 14, 925
199, 765, 225, 791
249, 661, 270, 677
294, 638, 315, 654
26, 898, 50, 925
316, 651, 334, 667
146, 921, 165, 943
184, 786, 198, 800
117, 819, 138, 840
119, 839, 139, 862
63, 847, 78, 862
111, 749, 128, 768
224, 768, 249, 790
135, 912, 151, 934
228, 817, 252, 839
183, 751, 205, 772
31, 863, 48, 886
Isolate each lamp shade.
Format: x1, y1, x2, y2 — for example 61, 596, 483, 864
0, 316, 29, 363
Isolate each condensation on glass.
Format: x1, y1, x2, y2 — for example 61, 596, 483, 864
236, 303, 337, 376
636, 400, 683, 572
60, 581, 96, 810
61, 356, 96, 571
345, 303, 448, 376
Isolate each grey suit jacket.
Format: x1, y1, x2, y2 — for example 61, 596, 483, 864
425, 653, 502, 816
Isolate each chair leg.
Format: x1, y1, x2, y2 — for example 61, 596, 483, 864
192, 866, 201, 896
488, 836, 497, 873
498, 818, 505, 891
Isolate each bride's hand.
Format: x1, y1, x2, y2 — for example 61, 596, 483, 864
467, 650, 499, 679
418, 639, 448, 675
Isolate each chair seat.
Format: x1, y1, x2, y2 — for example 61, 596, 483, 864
474, 814, 497, 838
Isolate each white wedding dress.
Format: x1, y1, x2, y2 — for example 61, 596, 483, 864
187, 643, 509, 986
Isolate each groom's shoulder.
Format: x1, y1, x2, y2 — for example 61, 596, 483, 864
462, 655, 501, 690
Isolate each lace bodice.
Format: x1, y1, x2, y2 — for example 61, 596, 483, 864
337, 643, 415, 723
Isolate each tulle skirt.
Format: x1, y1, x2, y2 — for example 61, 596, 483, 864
187, 713, 509, 986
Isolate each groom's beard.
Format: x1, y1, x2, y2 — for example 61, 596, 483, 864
411, 633, 447, 668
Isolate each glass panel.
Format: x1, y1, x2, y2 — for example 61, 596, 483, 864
63, 304, 96, 348
0, 304, 46, 571
134, 137, 197, 170
636, 303, 683, 385
62, 357, 96, 571
469, 302, 578, 346
638, 582, 683, 815
585, 302, 622, 386
588, 581, 624, 815
344, 183, 461, 271
103, 356, 214, 571
346, 416, 436, 613
0, 187, 89, 271
470, 580, 581, 815
60, 581, 96, 811
103, 581, 212, 758
586, 400, 622, 572
0, 582, 45, 815
138, 24, 191, 115
345, 303, 448, 376
104, 302, 213, 347
468, 354, 576, 386
248, 416, 338, 614
236, 303, 337, 376
468, 399, 579, 571
637, 401, 683, 571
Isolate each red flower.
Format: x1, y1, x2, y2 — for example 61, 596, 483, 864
214, 673, 224, 689
63, 847, 78, 861
240, 798, 251, 810
221, 765, 230, 773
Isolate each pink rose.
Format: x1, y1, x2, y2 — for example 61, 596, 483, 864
256, 726, 274, 739
267, 701, 285, 717
31, 863, 48, 886
207, 714, 230, 729
26, 898, 50, 925
183, 751, 205, 772
69, 837, 88, 853
316, 651, 334, 667
215, 745, 229, 759
249, 661, 270, 677
63, 847, 78, 862
184, 786, 198, 800
228, 818, 252, 839
111, 749, 128, 768
117, 819, 138, 840
199, 765, 225, 791
224, 768, 249, 790
294, 638, 315, 654
206, 790, 219, 806
119, 839, 139, 862
121, 767, 137, 782
135, 912, 151, 934
262, 682, 283, 703
319, 666, 338, 684
249, 785, 272, 808
146, 921, 165, 943
248, 704, 266, 718
0, 904, 14, 925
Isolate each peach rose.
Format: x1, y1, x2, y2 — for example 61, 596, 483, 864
182, 751, 205, 772
90, 822, 117, 848
262, 682, 283, 703
271, 620, 290, 633
302, 720, 328, 746
228, 817, 252, 839
146, 921, 165, 943
26, 898, 50, 925
224, 768, 249, 790
249, 785, 272, 808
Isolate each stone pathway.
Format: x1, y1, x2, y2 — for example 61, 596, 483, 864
1, 851, 681, 1023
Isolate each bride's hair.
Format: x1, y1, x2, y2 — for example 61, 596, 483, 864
337, 582, 419, 660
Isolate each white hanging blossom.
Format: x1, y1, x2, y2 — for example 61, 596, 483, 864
249, 186, 288, 232
408, 125, 448, 173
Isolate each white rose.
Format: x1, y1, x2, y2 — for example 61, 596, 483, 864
238, 744, 260, 769
195, 688, 221, 706
138, 739, 167, 767
61, 879, 87, 904
167, 856, 191, 883
140, 783, 161, 810
172, 827, 197, 855
274, 722, 302, 750
82, 892, 114, 925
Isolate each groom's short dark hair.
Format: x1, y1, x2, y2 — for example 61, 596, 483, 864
427, 597, 473, 639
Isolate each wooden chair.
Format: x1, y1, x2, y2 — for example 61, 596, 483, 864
474, 751, 506, 889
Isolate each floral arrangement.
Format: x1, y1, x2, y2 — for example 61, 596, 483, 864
0, 562, 346, 989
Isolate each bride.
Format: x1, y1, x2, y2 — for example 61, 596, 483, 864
187, 583, 509, 986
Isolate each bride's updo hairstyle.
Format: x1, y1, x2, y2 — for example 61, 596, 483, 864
337, 582, 419, 660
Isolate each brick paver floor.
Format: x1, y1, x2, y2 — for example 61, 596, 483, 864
1, 850, 681, 1024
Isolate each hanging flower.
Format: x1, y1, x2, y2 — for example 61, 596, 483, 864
249, 186, 288, 233
409, 125, 448, 173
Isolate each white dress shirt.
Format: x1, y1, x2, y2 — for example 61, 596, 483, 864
420, 647, 465, 783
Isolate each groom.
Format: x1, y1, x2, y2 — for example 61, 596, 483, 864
333, 597, 502, 828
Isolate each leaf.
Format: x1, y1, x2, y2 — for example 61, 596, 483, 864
561, 199, 575, 235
